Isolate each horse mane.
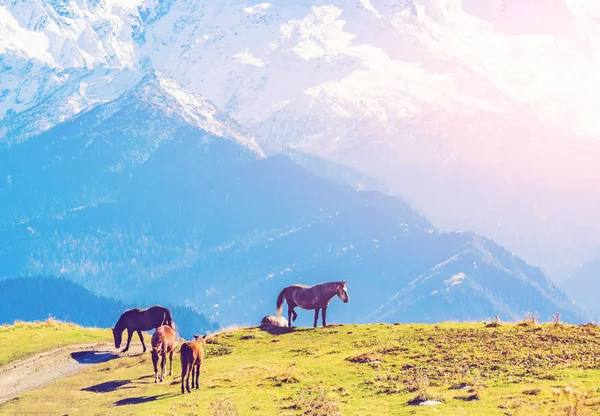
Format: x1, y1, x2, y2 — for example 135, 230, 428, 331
322, 281, 342, 290
114, 313, 127, 330
114, 308, 139, 330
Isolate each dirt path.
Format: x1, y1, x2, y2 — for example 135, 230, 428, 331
0, 342, 118, 405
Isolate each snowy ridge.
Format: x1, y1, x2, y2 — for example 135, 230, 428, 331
0, 65, 143, 143
136, 73, 264, 156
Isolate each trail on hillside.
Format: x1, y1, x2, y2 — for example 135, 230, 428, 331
0, 342, 119, 405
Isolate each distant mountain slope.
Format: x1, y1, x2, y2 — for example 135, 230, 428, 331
0, 72, 579, 326
0, 276, 217, 337
563, 255, 600, 320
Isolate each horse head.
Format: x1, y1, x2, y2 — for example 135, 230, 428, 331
112, 327, 122, 348
337, 280, 349, 303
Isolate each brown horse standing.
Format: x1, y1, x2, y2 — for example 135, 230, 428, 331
112, 305, 175, 353
151, 325, 177, 383
276, 281, 349, 328
180, 334, 207, 394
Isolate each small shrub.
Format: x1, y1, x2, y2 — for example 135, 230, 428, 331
352, 338, 379, 348
289, 348, 314, 356
206, 344, 233, 357
553, 312, 561, 325
379, 345, 409, 355
209, 395, 238, 416
240, 334, 262, 340
455, 392, 479, 401
405, 369, 443, 405
365, 368, 403, 394
345, 352, 380, 364
526, 312, 539, 325
269, 365, 300, 387
295, 386, 341, 416
523, 388, 541, 396
486, 316, 501, 328
405, 369, 430, 393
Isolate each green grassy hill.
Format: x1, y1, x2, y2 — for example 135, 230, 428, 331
2, 321, 600, 415
0, 320, 110, 366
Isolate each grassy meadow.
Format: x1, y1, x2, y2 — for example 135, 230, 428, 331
2, 321, 600, 415
0, 319, 111, 366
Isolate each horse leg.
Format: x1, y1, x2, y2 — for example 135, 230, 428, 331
195, 363, 201, 389
181, 363, 187, 394
152, 352, 158, 383
186, 364, 192, 393
137, 330, 146, 353
322, 307, 328, 328
313, 309, 319, 328
168, 350, 173, 376
292, 309, 298, 321
160, 353, 166, 382
287, 307, 293, 328
122, 329, 133, 353
189, 363, 195, 393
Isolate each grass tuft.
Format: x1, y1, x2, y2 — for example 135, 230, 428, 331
295, 385, 341, 416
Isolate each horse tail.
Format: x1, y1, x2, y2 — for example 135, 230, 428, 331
163, 307, 178, 336
276, 287, 288, 316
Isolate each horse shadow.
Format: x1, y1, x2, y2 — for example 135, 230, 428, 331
71, 351, 119, 365
114, 393, 178, 406
258, 325, 295, 335
82, 380, 132, 393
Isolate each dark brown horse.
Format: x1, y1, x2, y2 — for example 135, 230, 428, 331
276, 281, 349, 328
180, 334, 207, 394
151, 325, 177, 383
112, 305, 175, 353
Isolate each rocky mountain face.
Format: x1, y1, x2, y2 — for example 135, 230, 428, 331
0, 72, 580, 326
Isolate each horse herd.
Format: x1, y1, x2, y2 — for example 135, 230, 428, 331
110, 281, 349, 394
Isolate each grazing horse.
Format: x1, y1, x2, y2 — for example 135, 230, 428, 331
180, 334, 207, 394
112, 305, 176, 353
151, 325, 177, 383
276, 281, 349, 328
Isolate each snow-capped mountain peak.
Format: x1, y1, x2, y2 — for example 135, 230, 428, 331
2, 0, 600, 282
127, 72, 264, 155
